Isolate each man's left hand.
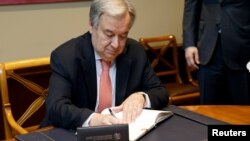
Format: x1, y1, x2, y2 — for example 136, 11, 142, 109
112, 92, 145, 123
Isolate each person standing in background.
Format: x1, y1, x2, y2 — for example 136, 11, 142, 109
40, 0, 168, 130
183, 0, 250, 104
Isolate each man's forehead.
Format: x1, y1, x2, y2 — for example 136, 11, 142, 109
98, 16, 130, 34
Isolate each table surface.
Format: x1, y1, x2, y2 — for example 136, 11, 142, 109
179, 105, 250, 125
6, 105, 250, 141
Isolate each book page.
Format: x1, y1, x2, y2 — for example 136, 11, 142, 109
102, 108, 173, 141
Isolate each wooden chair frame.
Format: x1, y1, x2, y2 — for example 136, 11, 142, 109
186, 64, 199, 87
139, 35, 182, 82
0, 57, 50, 139
139, 35, 200, 105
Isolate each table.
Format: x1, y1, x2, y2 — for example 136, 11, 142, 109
8, 105, 250, 141
180, 105, 250, 125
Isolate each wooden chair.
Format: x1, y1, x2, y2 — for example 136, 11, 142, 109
0, 57, 51, 140
186, 64, 199, 87
139, 35, 200, 105
169, 63, 200, 104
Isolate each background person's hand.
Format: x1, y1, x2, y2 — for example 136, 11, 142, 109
185, 46, 200, 70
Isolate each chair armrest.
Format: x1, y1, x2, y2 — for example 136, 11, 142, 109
3, 104, 28, 134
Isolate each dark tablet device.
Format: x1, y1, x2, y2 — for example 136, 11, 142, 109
77, 124, 129, 141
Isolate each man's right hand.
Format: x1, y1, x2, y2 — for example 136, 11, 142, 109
89, 113, 122, 126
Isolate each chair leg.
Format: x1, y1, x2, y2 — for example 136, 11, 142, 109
2, 113, 13, 140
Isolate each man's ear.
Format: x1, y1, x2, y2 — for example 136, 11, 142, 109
89, 21, 93, 34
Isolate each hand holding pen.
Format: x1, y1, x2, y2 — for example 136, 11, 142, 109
109, 108, 117, 118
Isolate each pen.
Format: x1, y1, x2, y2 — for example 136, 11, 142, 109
108, 108, 117, 118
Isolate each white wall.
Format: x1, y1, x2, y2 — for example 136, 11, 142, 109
0, 0, 184, 62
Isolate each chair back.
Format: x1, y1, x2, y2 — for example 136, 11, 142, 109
139, 35, 200, 105
139, 35, 182, 84
0, 57, 50, 139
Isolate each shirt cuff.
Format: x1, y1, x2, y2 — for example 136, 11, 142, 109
82, 113, 95, 127
140, 92, 151, 108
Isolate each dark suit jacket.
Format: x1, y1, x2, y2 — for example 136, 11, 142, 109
183, 0, 250, 70
41, 32, 168, 129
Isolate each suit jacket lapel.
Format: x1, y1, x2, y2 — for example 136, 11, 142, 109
80, 33, 98, 109
81, 57, 97, 108
115, 55, 132, 105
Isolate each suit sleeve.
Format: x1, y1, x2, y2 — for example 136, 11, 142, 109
183, 0, 202, 49
45, 50, 93, 130
142, 58, 169, 109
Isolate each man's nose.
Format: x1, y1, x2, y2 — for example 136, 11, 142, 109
111, 36, 120, 48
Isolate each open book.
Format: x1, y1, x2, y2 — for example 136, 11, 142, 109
102, 108, 173, 141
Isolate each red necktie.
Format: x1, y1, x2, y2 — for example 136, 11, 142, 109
98, 60, 112, 112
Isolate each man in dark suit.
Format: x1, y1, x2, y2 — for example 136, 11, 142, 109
183, 0, 250, 104
41, 0, 168, 130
